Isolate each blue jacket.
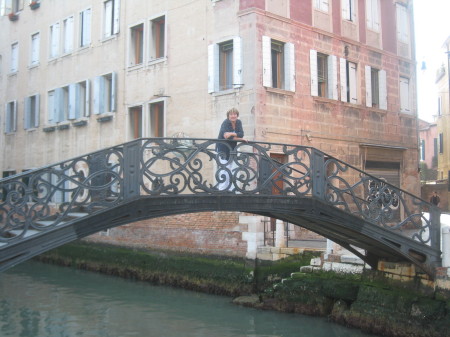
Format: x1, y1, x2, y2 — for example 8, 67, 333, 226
216, 119, 244, 160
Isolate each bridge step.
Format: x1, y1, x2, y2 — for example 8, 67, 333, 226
8, 229, 40, 238
35, 220, 67, 227
66, 212, 89, 218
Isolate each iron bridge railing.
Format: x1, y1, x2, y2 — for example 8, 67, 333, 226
0, 138, 441, 253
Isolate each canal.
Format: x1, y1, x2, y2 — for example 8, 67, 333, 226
0, 261, 377, 337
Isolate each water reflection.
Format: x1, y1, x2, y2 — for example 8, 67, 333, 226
0, 261, 375, 337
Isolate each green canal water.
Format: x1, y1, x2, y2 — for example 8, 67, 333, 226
0, 261, 378, 337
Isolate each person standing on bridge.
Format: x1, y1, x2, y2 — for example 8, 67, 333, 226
430, 191, 440, 207
216, 108, 246, 191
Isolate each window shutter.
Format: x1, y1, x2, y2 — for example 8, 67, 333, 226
348, 62, 357, 104
5, 103, 10, 132
262, 36, 272, 87
12, 100, 17, 132
34, 94, 40, 128
207, 44, 219, 93
93, 76, 102, 114
284, 42, 295, 92
3, 0, 12, 15
233, 36, 243, 88
378, 69, 387, 110
104, 1, 112, 38
11, 43, 18, 72
55, 88, 65, 122
113, 0, 120, 35
68, 84, 76, 119
310, 49, 318, 97
372, 0, 380, 31
339, 58, 347, 102
85, 80, 90, 116
342, 0, 350, 20
400, 77, 410, 113
350, 0, 356, 21
65, 16, 74, 53
111, 72, 117, 112
24, 96, 31, 129
328, 55, 338, 100
48, 91, 55, 123
365, 65, 372, 107
51, 23, 60, 57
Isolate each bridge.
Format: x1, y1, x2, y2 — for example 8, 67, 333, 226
0, 138, 442, 278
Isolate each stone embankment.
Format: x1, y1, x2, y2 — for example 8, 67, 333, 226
36, 241, 449, 337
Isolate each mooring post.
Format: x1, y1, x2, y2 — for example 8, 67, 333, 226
123, 140, 141, 200
429, 206, 442, 261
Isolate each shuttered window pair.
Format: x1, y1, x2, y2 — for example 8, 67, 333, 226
262, 36, 295, 92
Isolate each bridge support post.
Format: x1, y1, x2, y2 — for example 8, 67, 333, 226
275, 219, 287, 248
123, 140, 141, 200
430, 207, 441, 262
311, 149, 325, 200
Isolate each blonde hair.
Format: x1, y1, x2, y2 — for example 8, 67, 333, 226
226, 108, 239, 118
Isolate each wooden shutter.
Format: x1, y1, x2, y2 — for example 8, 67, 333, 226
328, 55, 338, 100
365, 65, 372, 107
310, 49, 318, 97
64, 16, 74, 53
104, 0, 112, 37
233, 36, 243, 88
85, 80, 90, 116
339, 58, 347, 102
111, 72, 117, 112
262, 36, 272, 87
51, 23, 60, 57
93, 76, 104, 114
378, 69, 387, 110
400, 77, 410, 113
55, 88, 65, 122
12, 100, 17, 132
348, 62, 357, 104
284, 42, 295, 92
113, 0, 120, 35
207, 43, 219, 93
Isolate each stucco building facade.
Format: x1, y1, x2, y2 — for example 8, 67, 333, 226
1, 0, 420, 257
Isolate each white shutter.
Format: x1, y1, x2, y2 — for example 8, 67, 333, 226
56, 88, 65, 122
350, 0, 356, 21
5, 103, 10, 132
207, 44, 219, 93
262, 36, 272, 87
34, 94, 40, 127
328, 55, 338, 100
348, 62, 357, 104
93, 76, 101, 114
51, 23, 60, 58
25, 97, 31, 129
342, 0, 350, 20
11, 43, 18, 72
104, 0, 112, 38
396, 5, 408, 43
284, 42, 295, 92
85, 80, 90, 116
48, 91, 55, 123
3, 0, 12, 15
64, 16, 74, 53
400, 77, 410, 113
113, 0, 120, 35
68, 84, 76, 119
372, 0, 380, 31
233, 36, 243, 88
340, 58, 347, 102
365, 65, 372, 107
310, 49, 318, 97
12, 100, 17, 132
111, 72, 117, 112
379, 69, 387, 110
31, 33, 40, 65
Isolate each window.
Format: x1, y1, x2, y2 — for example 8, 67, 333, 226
438, 96, 442, 116
149, 101, 164, 137
129, 106, 142, 139
93, 72, 117, 114
399, 77, 410, 114
314, 0, 329, 12
342, 0, 356, 21
80, 8, 92, 47
208, 37, 243, 93
365, 65, 387, 109
439, 133, 444, 154
49, 22, 60, 58
63, 16, 74, 54
340, 58, 357, 103
24, 94, 40, 129
420, 139, 425, 161
129, 23, 144, 66
10, 42, 18, 73
69, 80, 90, 119
396, 4, 409, 43
310, 50, 337, 99
149, 15, 166, 60
103, 0, 120, 39
262, 36, 295, 91
47, 90, 56, 123
366, 0, 380, 32
47, 87, 69, 123
5, 101, 17, 133
30, 33, 40, 66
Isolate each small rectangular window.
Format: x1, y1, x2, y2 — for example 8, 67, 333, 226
93, 72, 117, 114
10, 42, 18, 72
80, 8, 92, 47
150, 15, 165, 60
317, 53, 328, 97
129, 23, 144, 66
63, 16, 74, 54
366, 0, 380, 32
399, 77, 410, 113
371, 68, 379, 107
149, 101, 164, 137
396, 4, 409, 43
314, 0, 329, 12
219, 40, 233, 90
25, 94, 40, 129
439, 133, 444, 154
129, 106, 142, 139
5, 101, 17, 133
103, 0, 120, 38
50, 22, 60, 58
271, 40, 285, 89
310, 50, 337, 99
30, 33, 40, 66
342, 0, 356, 22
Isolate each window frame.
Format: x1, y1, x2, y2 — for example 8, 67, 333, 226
148, 99, 165, 138
80, 8, 92, 48
262, 36, 295, 92
30, 32, 40, 67
24, 94, 40, 130
93, 72, 117, 115
49, 22, 60, 59
341, 0, 356, 22
396, 4, 409, 44
399, 76, 411, 114
128, 22, 144, 67
314, 0, 329, 13
366, 0, 380, 32
365, 65, 387, 110
5, 100, 17, 133
10, 41, 19, 73
103, 0, 120, 39
62, 15, 75, 55
149, 14, 166, 61
208, 36, 243, 93
310, 49, 337, 99
339, 58, 358, 104
129, 105, 143, 139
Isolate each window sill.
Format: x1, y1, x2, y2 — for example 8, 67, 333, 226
43, 126, 56, 132
148, 57, 167, 66
101, 35, 118, 44
72, 119, 88, 127
28, 63, 40, 70
211, 88, 241, 97
96, 113, 114, 123
57, 123, 70, 130
127, 63, 144, 71
25, 127, 38, 132
4, 131, 16, 135
8, 71, 18, 77
265, 87, 294, 96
